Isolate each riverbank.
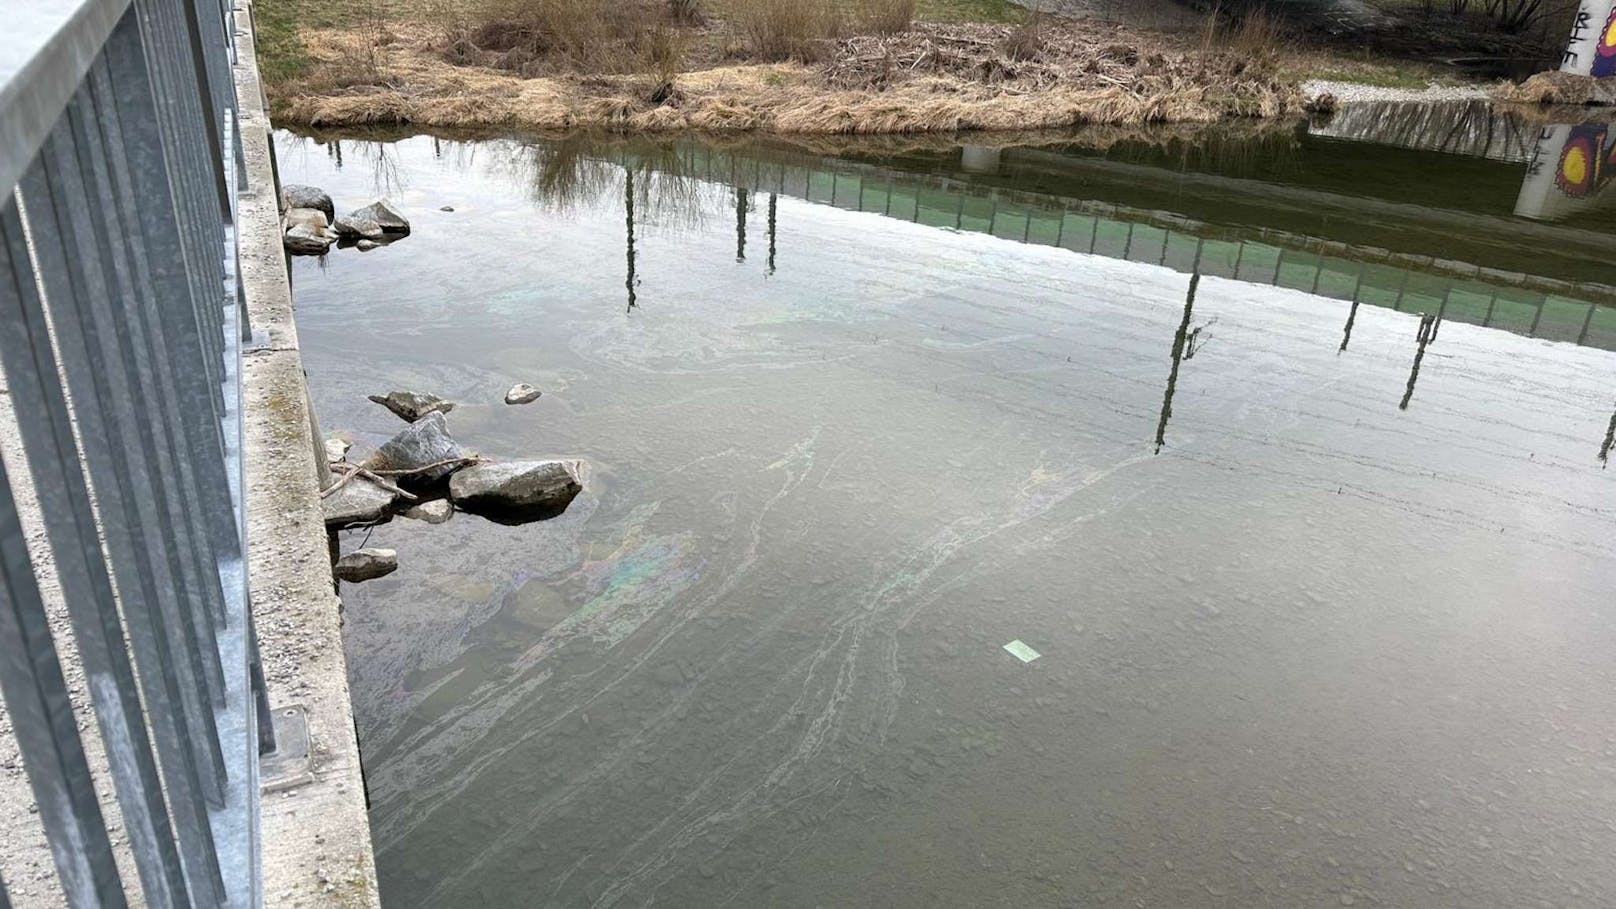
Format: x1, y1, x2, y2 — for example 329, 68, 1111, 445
268, 18, 1306, 133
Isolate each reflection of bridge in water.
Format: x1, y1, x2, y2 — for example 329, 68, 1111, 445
638, 138, 1616, 352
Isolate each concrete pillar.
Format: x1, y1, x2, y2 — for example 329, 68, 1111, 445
1560, 0, 1616, 76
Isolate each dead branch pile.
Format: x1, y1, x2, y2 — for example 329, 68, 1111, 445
823, 22, 1290, 115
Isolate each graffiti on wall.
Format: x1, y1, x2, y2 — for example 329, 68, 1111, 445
1598, 6, 1616, 75
1517, 121, 1616, 219
1563, 0, 1616, 75
1553, 124, 1616, 197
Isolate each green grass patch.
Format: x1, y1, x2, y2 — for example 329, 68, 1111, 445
253, 0, 372, 85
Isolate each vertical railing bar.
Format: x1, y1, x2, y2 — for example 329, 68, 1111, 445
136, 0, 229, 405
33, 109, 231, 803
71, 75, 231, 705
17, 159, 232, 899
0, 202, 130, 909
16, 156, 229, 905
132, 0, 228, 406
0, 163, 191, 909
93, 46, 240, 601
248, 616, 276, 754
178, 0, 233, 220
104, 48, 242, 581
103, 18, 241, 565
2, 0, 261, 902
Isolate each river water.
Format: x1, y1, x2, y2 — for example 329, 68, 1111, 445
280, 107, 1616, 907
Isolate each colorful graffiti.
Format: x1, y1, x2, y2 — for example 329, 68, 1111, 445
1517, 121, 1616, 219
1553, 124, 1616, 197
1564, 1, 1616, 76
1597, 7, 1616, 76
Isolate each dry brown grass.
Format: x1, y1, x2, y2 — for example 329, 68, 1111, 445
433, 0, 685, 74
1495, 70, 1616, 106
860, 0, 916, 35
271, 18, 1303, 134
1198, 3, 1286, 66
732, 0, 842, 61
1002, 5, 1043, 61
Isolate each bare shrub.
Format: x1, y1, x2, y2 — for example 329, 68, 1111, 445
1002, 6, 1045, 62
732, 0, 841, 62
861, 0, 916, 36
1199, 3, 1284, 67
1230, 6, 1283, 64
348, 0, 392, 77
642, 23, 688, 102
669, 0, 704, 25
467, 0, 668, 73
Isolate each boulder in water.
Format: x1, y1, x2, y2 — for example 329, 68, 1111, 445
504, 383, 542, 405
347, 198, 410, 234
368, 390, 455, 422
402, 499, 453, 524
366, 411, 466, 486
281, 184, 334, 220
333, 215, 385, 240
449, 460, 581, 522
334, 548, 397, 583
284, 224, 332, 256
285, 207, 333, 235
322, 474, 396, 528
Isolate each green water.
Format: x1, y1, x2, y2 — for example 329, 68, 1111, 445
281, 105, 1616, 907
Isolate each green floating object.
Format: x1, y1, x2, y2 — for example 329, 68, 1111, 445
1003, 639, 1041, 663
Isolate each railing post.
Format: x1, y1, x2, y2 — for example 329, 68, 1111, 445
0, 0, 262, 902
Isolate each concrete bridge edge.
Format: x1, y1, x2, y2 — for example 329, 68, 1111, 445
231, 2, 382, 905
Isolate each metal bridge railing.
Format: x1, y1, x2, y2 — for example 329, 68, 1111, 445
0, 0, 269, 905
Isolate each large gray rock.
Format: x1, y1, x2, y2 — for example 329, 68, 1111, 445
347, 198, 410, 234
334, 548, 397, 583
401, 499, 453, 524
367, 390, 455, 422
504, 383, 542, 405
333, 215, 384, 240
366, 411, 466, 486
284, 225, 332, 256
285, 207, 332, 235
281, 184, 334, 219
322, 474, 397, 528
449, 460, 581, 522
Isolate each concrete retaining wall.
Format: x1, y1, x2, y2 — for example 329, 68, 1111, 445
232, 3, 381, 905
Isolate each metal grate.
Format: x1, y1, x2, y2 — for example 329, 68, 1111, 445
0, 0, 267, 904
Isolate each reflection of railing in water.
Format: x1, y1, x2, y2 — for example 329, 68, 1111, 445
659, 147, 1616, 352
1156, 268, 1203, 454
1401, 312, 1443, 411
1601, 406, 1616, 466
